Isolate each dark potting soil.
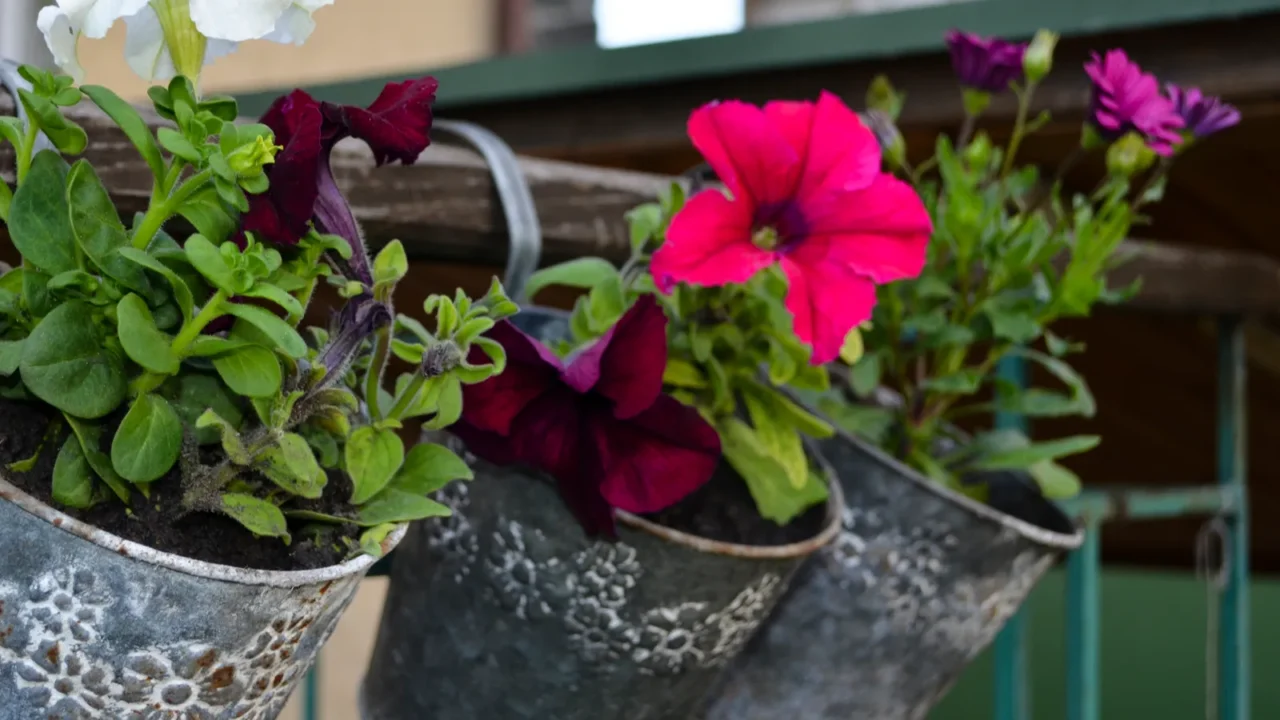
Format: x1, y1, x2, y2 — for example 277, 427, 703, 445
0, 399, 359, 571
644, 463, 828, 547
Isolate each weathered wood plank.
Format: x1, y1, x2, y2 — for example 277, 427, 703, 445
2, 92, 1278, 316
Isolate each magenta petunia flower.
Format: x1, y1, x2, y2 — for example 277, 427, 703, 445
241, 77, 438, 281
649, 92, 932, 365
453, 296, 722, 537
1084, 50, 1184, 155
1165, 83, 1240, 139
945, 30, 1027, 94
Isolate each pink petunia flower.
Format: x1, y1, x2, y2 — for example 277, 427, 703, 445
452, 296, 722, 537
649, 92, 932, 364
1084, 50, 1184, 155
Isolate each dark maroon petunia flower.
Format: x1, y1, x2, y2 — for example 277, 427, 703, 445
452, 296, 722, 537
1084, 50, 1184, 155
1165, 83, 1240, 139
945, 29, 1027, 95
240, 77, 439, 281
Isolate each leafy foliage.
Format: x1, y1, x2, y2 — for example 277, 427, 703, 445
0, 67, 511, 557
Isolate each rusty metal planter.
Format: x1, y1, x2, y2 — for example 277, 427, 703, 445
0, 475, 402, 720
361, 453, 842, 720
702, 427, 1083, 720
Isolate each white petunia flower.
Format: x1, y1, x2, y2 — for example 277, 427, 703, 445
38, 0, 336, 83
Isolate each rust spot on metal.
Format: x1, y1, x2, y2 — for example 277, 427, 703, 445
52, 518, 62, 527
117, 546, 129, 557
209, 666, 236, 690
195, 649, 217, 669
272, 672, 285, 687
318, 580, 334, 595
45, 642, 59, 666
272, 620, 285, 633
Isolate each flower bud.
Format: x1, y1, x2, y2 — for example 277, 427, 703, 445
1023, 30, 1058, 84
861, 110, 907, 170
963, 132, 994, 170
866, 74, 905, 121
1105, 132, 1156, 178
227, 135, 281, 178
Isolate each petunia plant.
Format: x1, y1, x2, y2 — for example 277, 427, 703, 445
813, 29, 1240, 502
474, 92, 934, 528
0, 4, 513, 559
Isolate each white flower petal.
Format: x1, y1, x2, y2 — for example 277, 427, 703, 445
37, 6, 86, 83
190, 0, 293, 42
260, 5, 317, 45
81, 0, 151, 39
123, 7, 175, 82
203, 38, 240, 67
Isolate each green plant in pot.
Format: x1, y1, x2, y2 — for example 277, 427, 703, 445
702, 29, 1243, 720
0, 3, 512, 717
361, 91, 935, 719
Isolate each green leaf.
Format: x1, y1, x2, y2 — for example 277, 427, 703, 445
838, 327, 865, 365
986, 306, 1041, 343
65, 415, 130, 502
373, 239, 408, 286
167, 374, 242, 446
175, 187, 238, 244
663, 358, 707, 389
195, 409, 250, 463
358, 523, 400, 558
224, 303, 307, 358
743, 392, 808, 489
52, 435, 96, 509
23, 269, 54, 317
7, 151, 78, 274
720, 418, 828, 525
241, 283, 303, 318
111, 395, 182, 484
346, 426, 405, 504
116, 247, 194, 322
817, 399, 896, 445
587, 274, 626, 331
357, 489, 451, 526
626, 203, 663, 253
259, 433, 326, 499
921, 368, 984, 394
390, 443, 473, 495
212, 344, 282, 398
117, 294, 180, 374
523, 258, 620, 301
20, 301, 126, 419
220, 493, 290, 541
1028, 460, 1083, 500
970, 435, 1101, 472
997, 348, 1096, 418
18, 89, 86, 154
81, 85, 165, 181
157, 127, 202, 164
848, 353, 882, 397
187, 335, 250, 357
0, 340, 23, 376
183, 235, 236, 293
66, 160, 152, 296
423, 375, 462, 430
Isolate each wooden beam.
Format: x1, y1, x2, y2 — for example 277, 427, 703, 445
2, 92, 1278, 316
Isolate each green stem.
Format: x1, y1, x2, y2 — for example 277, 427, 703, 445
0, 180, 11, 223
290, 276, 318, 327
363, 326, 392, 421
999, 84, 1037, 180
131, 289, 228, 395
161, 159, 187, 195
387, 373, 428, 420
131, 169, 214, 251
15, 121, 38, 184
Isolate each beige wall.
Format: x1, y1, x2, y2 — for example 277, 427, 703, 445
75, 0, 499, 101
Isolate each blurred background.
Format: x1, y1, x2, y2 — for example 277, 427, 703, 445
2, 1, 1278, 718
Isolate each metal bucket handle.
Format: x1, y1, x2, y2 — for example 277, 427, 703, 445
431, 119, 542, 304
0, 57, 56, 156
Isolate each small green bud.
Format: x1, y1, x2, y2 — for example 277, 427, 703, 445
339, 280, 365, 299
866, 75, 905, 121
226, 134, 281, 178
963, 132, 994, 170
861, 110, 906, 170
961, 88, 991, 118
1023, 30, 1058, 84
372, 240, 409, 286
1105, 132, 1156, 178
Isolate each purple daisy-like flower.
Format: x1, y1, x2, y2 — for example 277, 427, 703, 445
945, 30, 1027, 94
1166, 83, 1240, 139
1084, 49, 1184, 155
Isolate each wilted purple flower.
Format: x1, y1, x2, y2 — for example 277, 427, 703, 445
314, 294, 392, 391
1166, 84, 1240, 139
945, 30, 1027, 94
1084, 49, 1184, 155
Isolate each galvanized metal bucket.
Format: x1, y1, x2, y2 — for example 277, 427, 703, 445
0, 475, 402, 720
702, 427, 1083, 720
361, 451, 843, 720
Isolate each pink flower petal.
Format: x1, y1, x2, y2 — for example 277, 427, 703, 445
791, 91, 883, 200
563, 296, 670, 419
459, 321, 561, 436
780, 254, 880, 365
594, 395, 721, 514
688, 100, 801, 206
799, 173, 932, 283
651, 189, 773, 288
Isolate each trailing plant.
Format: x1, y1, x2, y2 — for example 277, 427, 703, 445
813, 30, 1241, 501
473, 92, 933, 528
0, 20, 512, 556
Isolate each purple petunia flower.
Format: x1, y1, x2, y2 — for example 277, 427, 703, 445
1084, 50, 1184, 156
451, 296, 721, 537
945, 30, 1027, 94
1166, 83, 1240, 139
